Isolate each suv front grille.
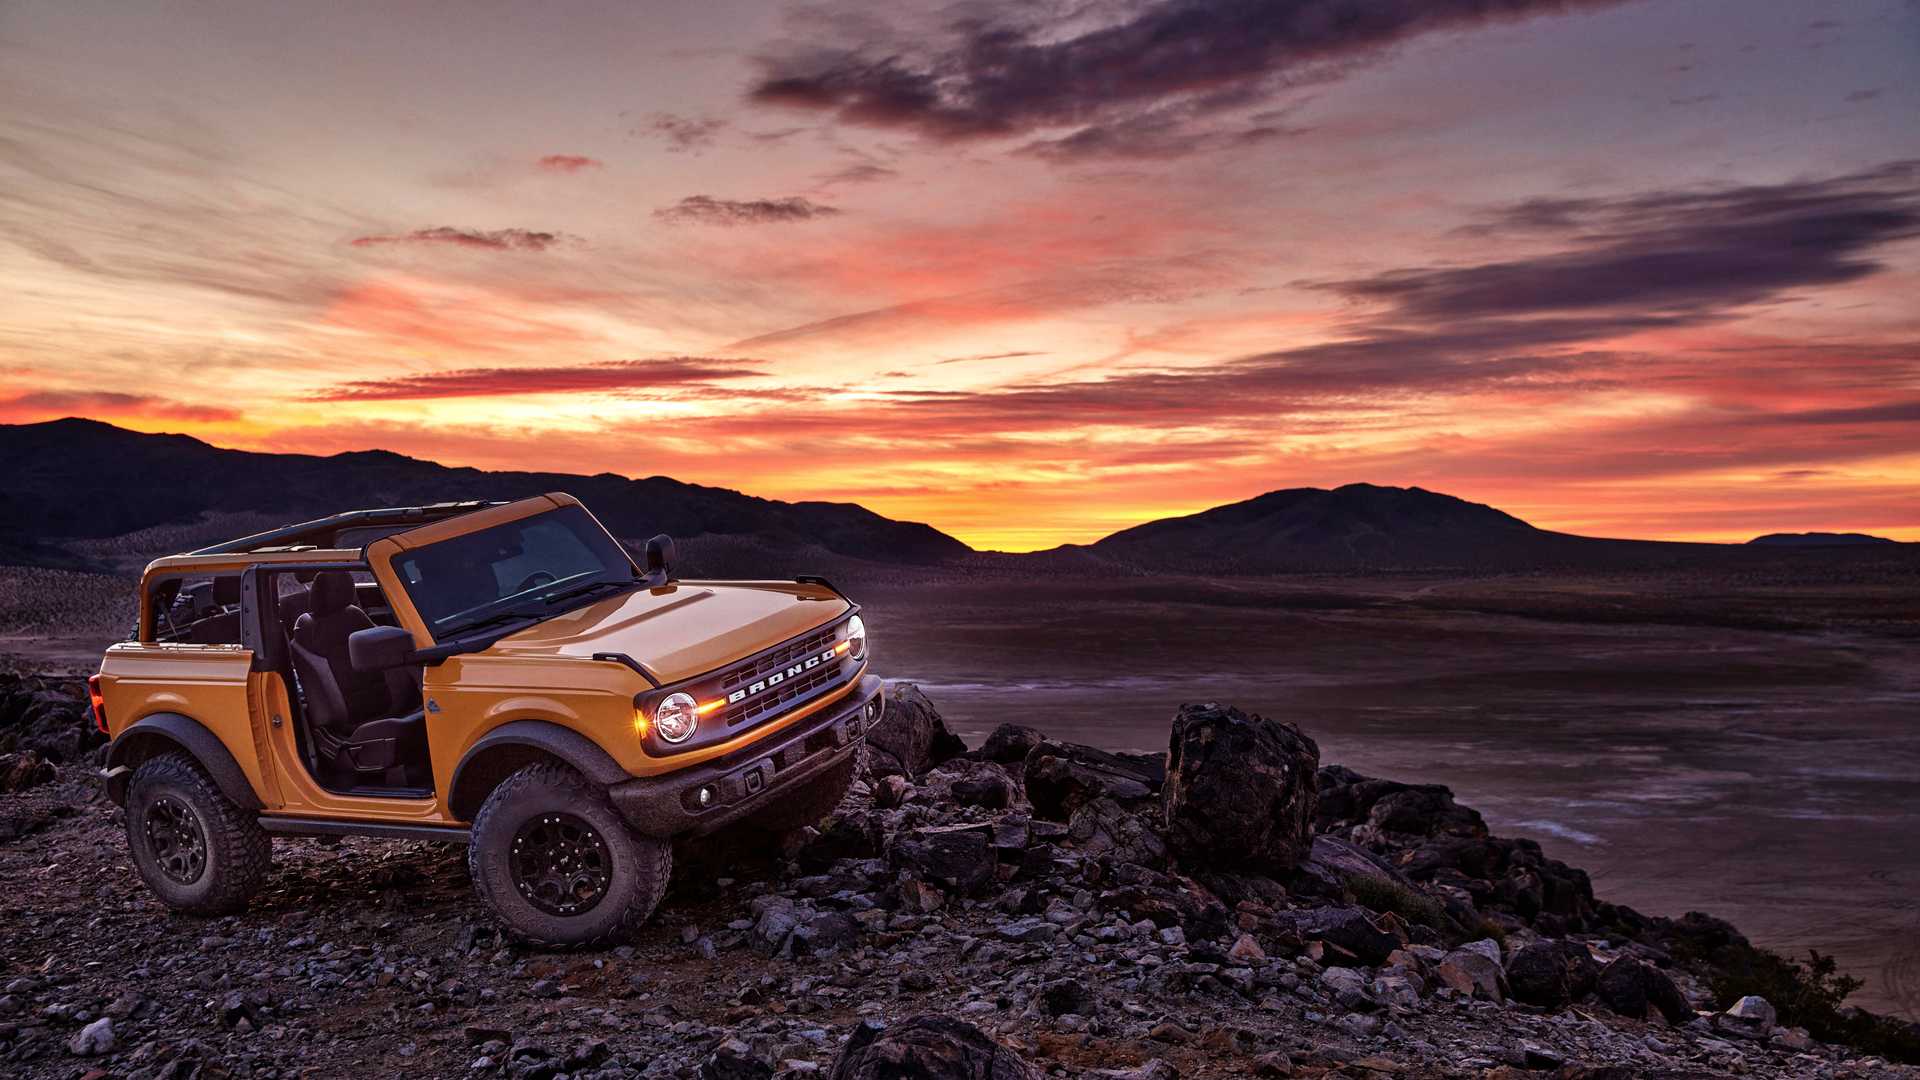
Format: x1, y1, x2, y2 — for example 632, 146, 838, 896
713, 622, 852, 731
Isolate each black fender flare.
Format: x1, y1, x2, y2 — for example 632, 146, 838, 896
105, 713, 264, 811
447, 719, 628, 823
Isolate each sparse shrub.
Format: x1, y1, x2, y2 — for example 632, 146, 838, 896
1345, 873, 1446, 932
1713, 949, 1920, 1064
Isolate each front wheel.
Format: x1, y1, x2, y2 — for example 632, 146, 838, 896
125, 752, 272, 914
467, 762, 670, 946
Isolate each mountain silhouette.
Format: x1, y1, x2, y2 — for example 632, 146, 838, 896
1748, 532, 1898, 547
3, 421, 1909, 576
0, 418, 969, 568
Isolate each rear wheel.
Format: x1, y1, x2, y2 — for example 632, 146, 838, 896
468, 762, 669, 946
125, 752, 271, 914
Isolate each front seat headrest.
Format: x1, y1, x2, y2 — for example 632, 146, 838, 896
308, 570, 357, 617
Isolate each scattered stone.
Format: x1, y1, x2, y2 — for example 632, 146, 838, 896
68, 1017, 113, 1057
1253, 1050, 1294, 1077
704, 1036, 774, 1080
1436, 946, 1508, 1002
1035, 978, 1093, 1017
1715, 995, 1777, 1039
1292, 906, 1401, 966
874, 774, 911, 809
0, 749, 56, 793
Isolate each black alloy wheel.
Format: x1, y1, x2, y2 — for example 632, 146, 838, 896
144, 793, 209, 884
509, 812, 612, 916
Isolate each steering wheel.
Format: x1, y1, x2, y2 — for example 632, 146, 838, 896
515, 571, 557, 593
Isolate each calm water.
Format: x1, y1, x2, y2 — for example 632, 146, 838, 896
861, 579, 1920, 1020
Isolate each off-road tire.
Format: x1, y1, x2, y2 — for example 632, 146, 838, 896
467, 762, 670, 946
125, 752, 272, 914
742, 741, 865, 833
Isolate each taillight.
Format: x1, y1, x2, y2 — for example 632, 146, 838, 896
87, 674, 108, 735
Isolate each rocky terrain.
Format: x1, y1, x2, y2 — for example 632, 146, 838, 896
2, 673, 1918, 1079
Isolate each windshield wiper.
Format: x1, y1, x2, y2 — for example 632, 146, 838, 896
542, 578, 639, 606
444, 607, 545, 637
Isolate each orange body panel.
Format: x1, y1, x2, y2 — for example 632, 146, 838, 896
97, 493, 862, 825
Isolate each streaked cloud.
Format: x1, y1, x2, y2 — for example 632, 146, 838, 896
349, 226, 565, 251
313, 357, 764, 401
654, 195, 842, 226
749, 0, 1632, 157
0, 391, 240, 423
536, 154, 602, 173
645, 113, 727, 152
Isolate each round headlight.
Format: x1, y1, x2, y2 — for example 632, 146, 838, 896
846, 614, 868, 661
652, 692, 699, 744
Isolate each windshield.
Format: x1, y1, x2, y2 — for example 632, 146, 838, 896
392, 504, 638, 638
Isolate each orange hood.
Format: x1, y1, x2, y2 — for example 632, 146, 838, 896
483, 580, 850, 684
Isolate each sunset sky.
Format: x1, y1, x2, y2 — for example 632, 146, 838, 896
3, 0, 1917, 550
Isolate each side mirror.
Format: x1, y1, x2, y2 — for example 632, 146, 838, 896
644, 534, 677, 585
349, 625, 415, 671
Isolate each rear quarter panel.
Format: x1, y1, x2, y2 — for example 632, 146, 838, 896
99, 641, 278, 806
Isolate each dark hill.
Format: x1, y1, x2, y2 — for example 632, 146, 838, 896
1060, 483, 1920, 575
1071, 483, 1600, 572
1749, 532, 1899, 547
0, 418, 971, 568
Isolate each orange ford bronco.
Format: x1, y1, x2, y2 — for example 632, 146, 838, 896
89, 493, 881, 944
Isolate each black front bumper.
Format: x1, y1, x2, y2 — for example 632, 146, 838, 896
608, 674, 883, 838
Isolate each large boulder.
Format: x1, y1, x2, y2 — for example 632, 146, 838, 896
888, 823, 998, 895
922, 759, 1017, 811
0, 676, 100, 764
1293, 834, 1414, 899
830, 1016, 1036, 1080
1595, 957, 1691, 1024
868, 684, 966, 777
1161, 703, 1318, 875
1023, 741, 1159, 822
1507, 940, 1599, 1009
978, 723, 1046, 765
1314, 765, 1486, 839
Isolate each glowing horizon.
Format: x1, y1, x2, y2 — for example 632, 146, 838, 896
4, 1, 1918, 551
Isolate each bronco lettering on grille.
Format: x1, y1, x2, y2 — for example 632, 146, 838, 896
726, 648, 837, 705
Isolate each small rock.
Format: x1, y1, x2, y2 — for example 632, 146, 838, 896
1714, 995, 1777, 1039
1228, 933, 1265, 963
0, 750, 56, 793
68, 1017, 114, 1057
1036, 978, 1093, 1018
873, 775, 911, 809
704, 1036, 774, 1080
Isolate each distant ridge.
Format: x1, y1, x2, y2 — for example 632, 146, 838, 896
1749, 532, 1899, 547
3, 420, 1913, 577
0, 418, 970, 569
1061, 483, 1917, 574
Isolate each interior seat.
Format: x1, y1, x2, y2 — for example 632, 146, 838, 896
289, 571, 425, 783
